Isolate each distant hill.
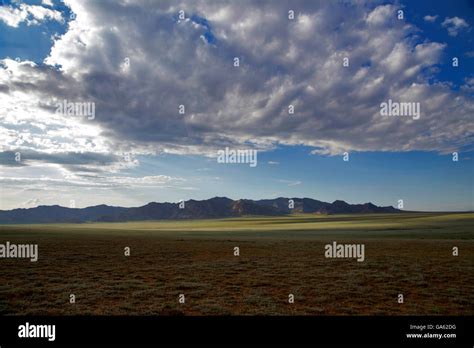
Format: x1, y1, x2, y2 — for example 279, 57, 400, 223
0, 197, 401, 224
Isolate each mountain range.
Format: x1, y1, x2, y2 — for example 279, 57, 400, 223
0, 197, 401, 224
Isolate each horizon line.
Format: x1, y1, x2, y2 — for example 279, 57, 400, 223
1, 196, 473, 213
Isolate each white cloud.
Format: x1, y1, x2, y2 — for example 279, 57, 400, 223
42, 0, 54, 7
423, 15, 438, 23
0, 173, 184, 189
366, 4, 396, 26
442, 16, 470, 36
0, 3, 63, 27
0, 0, 473, 166
461, 77, 474, 93
0, 4, 28, 27
278, 179, 302, 186
22, 198, 40, 207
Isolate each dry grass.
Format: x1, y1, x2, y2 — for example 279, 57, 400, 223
0, 213, 473, 315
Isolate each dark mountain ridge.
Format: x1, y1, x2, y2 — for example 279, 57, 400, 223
0, 197, 401, 224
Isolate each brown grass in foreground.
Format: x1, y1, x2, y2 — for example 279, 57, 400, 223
0, 235, 472, 315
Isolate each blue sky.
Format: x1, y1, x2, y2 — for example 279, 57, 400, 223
0, 0, 69, 61
402, 0, 474, 88
0, 0, 473, 211
125, 147, 472, 211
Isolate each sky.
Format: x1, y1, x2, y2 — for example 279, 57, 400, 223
0, 0, 473, 211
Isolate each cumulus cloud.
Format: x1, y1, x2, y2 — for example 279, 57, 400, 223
42, 0, 54, 7
0, 3, 63, 27
442, 16, 470, 36
423, 15, 438, 23
0, 0, 473, 171
461, 77, 474, 93
366, 4, 397, 26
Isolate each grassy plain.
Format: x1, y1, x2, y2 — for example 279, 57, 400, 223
0, 213, 473, 315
